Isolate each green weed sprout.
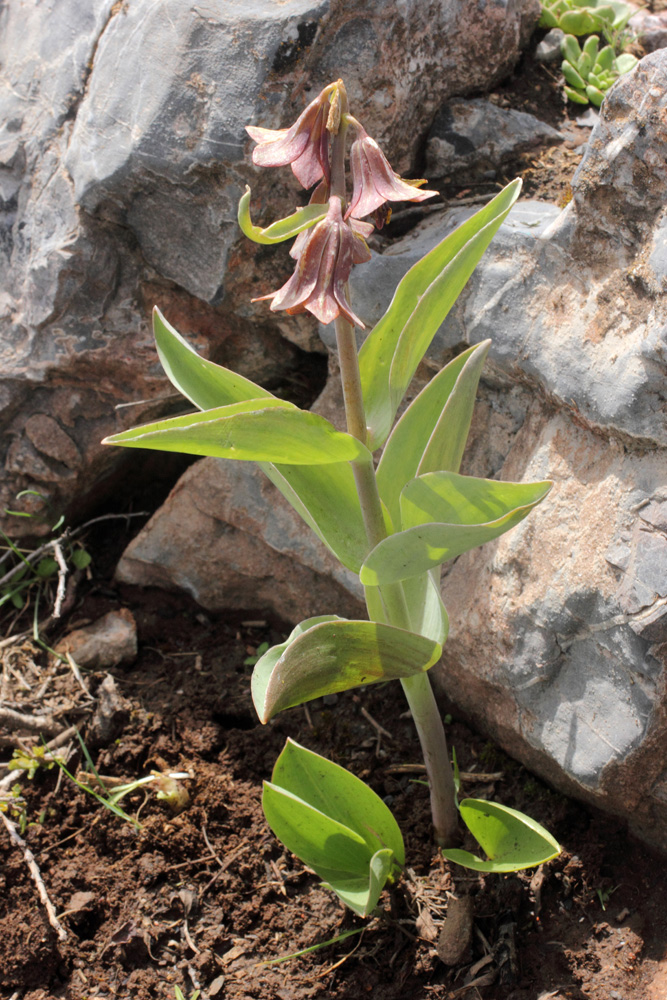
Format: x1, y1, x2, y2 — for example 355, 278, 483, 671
104, 80, 560, 913
561, 33, 638, 105
174, 988, 200, 1000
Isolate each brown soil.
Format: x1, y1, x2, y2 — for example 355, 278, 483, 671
3, 31, 667, 1000
2, 571, 666, 1000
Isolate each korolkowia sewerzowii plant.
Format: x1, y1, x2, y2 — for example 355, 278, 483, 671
104, 80, 560, 917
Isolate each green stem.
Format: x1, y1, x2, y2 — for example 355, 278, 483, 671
333, 314, 459, 847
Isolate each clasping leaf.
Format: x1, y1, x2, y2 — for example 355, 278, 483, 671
442, 799, 560, 873
263, 740, 404, 916
360, 473, 552, 585
252, 616, 442, 723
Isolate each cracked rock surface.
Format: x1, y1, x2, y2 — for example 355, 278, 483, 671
0, 0, 538, 533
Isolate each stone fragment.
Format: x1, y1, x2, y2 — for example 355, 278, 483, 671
535, 27, 565, 63
426, 99, 562, 180
436, 895, 474, 965
55, 609, 137, 669
88, 673, 130, 746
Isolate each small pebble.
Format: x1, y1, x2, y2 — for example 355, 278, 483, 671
535, 27, 565, 64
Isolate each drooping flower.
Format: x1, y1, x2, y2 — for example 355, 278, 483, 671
346, 127, 437, 221
246, 86, 334, 189
254, 196, 371, 327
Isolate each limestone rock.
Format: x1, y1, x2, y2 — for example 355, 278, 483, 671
535, 27, 565, 63
630, 8, 667, 53
115, 458, 365, 624
0, 0, 539, 535
55, 609, 138, 669
425, 98, 562, 181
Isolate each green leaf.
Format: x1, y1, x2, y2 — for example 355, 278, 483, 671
564, 85, 590, 104
251, 615, 342, 721
582, 34, 599, 61
577, 51, 593, 77
262, 462, 368, 573
442, 799, 560, 872
153, 311, 367, 567
401, 571, 449, 646
560, 9, 596, 32
376, 341, 490, 527
586, 84, 605, 106
538, 8, 559, 27
104, 398, 370, 465
253, 617, 442, 723
359, 181, 521, 451
562, 59, 587, 89
238, 186, 327, 245
71, 548, 92, 570
151, 309, 368, 571
263, 739, 404, 916
561, 33, 583, 63
596, 44, 615, 70
359, 473, 552, 585
35, 557, 58, 579
153, 307, 275, 410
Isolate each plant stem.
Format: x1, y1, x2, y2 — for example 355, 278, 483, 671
333, 314, 459, 846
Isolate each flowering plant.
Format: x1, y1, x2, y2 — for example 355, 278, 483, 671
105, 81, 559, 917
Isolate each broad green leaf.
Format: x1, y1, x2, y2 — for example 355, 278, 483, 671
153, 307, 274, 410
104, 398, 370, 465
376, 341, 490, 527
238, 186, 327, 245
151, 310, 368, 570
261, 462, 368, 573
442, 799, 560, 873
359, 473, 552, 585
263, 781, 373, 877
271, 740, 404, 862
263, 739, 404, 916
255, 619, 442, 723
359, 180, 521, 451
322, 849, 395, 915
251, 615, 341, 722
70, 548, 92, 570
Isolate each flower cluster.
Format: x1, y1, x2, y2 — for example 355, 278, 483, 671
246, 82, 437, 328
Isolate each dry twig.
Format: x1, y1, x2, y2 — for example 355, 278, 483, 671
52, 541, 68, 619
0, 706, 60, 735
0, 809, 67, 941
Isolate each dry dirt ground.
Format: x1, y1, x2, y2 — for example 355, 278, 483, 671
2, 31, 667, 1000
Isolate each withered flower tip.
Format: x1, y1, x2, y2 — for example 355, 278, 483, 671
246, 86, 333, 190
254, 196, 371, 328
347, 127, 438, 221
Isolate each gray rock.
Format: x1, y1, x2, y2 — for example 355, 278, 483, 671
425, 98, 562, 180
0, 0, 540, 536
434, 409, 667, 849
346, 51, 667, 450
629, 8, 667, 53
535, 27, 565, 63
115, 457, 365, 624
